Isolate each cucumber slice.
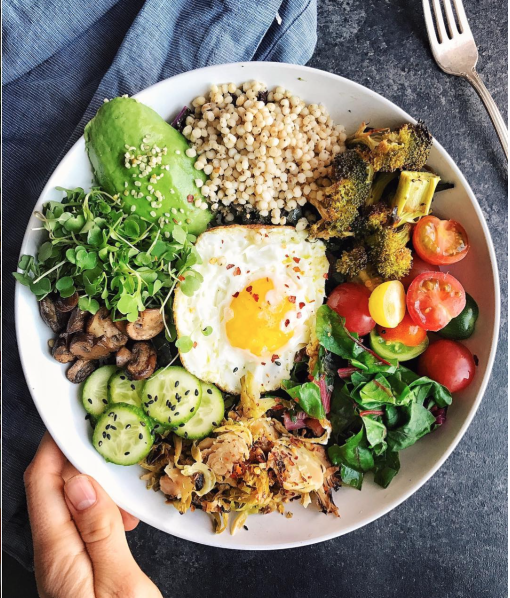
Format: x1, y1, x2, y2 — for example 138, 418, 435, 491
142, 366, 202, 427
92, 403, 154, 465
369, 329, 429, 362
81, 365, 118, 416
108, 371, 143, 408
174, 383, 224, 440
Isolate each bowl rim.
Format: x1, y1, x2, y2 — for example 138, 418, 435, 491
15, 61, 501, 550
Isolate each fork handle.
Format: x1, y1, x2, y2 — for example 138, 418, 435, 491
464, 69, 508, 159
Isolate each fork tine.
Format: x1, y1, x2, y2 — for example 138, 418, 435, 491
431, 0, 449, 43
422, 0, 439, 45
442, 0, 459, 38
452, 0, 473, 35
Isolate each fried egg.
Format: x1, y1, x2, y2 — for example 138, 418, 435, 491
173, 225, 329, 394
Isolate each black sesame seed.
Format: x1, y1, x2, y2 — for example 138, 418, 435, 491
109, 412, 114, 417
114, 415, 117, 421
185, 390, 190, 395
175, 393, 181, 400
207, 389, 212, 395
98, 441, 103, 447
126, 424, 132, 429
175, 381, 180, 387
190, 407, 195, 412
87, 398, 93, 404
102, 398, 108, 404
105, 424, 110, 430
175, 412, 180, 416
154, 395, 158, 401
275, 361, 281, 366
110, 425, 117, 431
124, 451, 130, 456
131, 384, 136, 390
168, 417, 172, 423
139, 433, 143, 440
148, 400, 154, 405
166, 400, 171, 408
120, 375, 126, 380
233, 367, 238, 373
179, 423, 185, 428
171, 405, 176, 411
184, 432, 188, 438
106, 434, 111, 440
102, 432, 107, 439
195, 389, 199, 396
147, 394, 152, 400
243, 525, 249, 531
140, 422, 146, 427
212, 422, 218, 426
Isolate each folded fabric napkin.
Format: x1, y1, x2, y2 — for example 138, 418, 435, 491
2, 0, 317, 569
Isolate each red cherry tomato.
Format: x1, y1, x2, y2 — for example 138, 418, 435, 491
413, 216, 470, 265
418, 339, 475, 392
327, 283, 375, 336
400, 252, 440, 290
407, 272, 466, 331
377, 312, 427, 347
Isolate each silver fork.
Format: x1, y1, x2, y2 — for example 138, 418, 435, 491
423, 0, 508, 159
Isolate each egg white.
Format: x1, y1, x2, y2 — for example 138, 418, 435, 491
173, 225, 329, 394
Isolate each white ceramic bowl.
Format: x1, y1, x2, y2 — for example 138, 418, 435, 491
15, 62, 500, 550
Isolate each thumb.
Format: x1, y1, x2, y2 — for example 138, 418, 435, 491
63, 474, 151, 594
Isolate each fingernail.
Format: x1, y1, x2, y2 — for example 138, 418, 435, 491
65, 476, 97, 511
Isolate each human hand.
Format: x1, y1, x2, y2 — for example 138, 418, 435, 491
24, 432, 163, 598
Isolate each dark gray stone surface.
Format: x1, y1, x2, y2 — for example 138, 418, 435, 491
4, 1, 507, 597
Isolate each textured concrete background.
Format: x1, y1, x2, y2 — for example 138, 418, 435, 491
3, 0, 507, 596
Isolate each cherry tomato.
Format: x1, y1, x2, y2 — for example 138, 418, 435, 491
418, 339, 475, 392
377, 312, 427, 347
407, 272, 466, 331
413, 216, 470, 265
327, 283, 375, 336
400, 253, 440, 289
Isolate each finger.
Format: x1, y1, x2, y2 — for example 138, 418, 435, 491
119, 508, 140, 532
63, 474, 143, 591
25, 433, 86, 556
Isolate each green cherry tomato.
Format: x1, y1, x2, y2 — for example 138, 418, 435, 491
369, 328, 429, 362
438, 293, 479, 340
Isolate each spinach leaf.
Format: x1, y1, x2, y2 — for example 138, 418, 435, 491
329, 381, 358, 438
362, 415, 387, 456
282, 380, 325, 420
387, 401, 436, 451
374, 450, 400, 488
339, 464, 364, 490
328, 429, 375, 473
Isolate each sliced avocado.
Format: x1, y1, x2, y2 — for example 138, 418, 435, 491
84, 97, 212, 235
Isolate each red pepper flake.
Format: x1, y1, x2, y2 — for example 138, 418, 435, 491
232, 292, 239, 298
284, 319, 290, 327
299, 302, 305, 309
296, 312, 302, 319
226, 264, 235, 270
178, 276, 185, 281
271, 354, 279, 363
193, 342, 198, 348
261, 362, 266, 366
288, 296, 296, 303
293, 257, 301, 263
323, 273, 329, 279
187, 194, 194, 203
293, 266, 301, 273
285, 254, 289, 258
284, 284, 289, 288
233, 267, 241, 276
252, 294, 259, 302
246, 286, 253, 293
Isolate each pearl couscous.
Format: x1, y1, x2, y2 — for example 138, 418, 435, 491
181, 81, 347, 228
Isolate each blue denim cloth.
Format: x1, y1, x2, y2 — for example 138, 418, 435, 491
2, 0, 317, 568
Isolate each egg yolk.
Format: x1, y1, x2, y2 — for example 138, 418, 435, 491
226, 278, 295, 356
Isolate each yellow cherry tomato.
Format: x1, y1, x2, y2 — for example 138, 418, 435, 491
368, 281, 406, 328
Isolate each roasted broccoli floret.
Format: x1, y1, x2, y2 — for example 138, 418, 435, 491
310, 150, 374, 239
347, 121, 432, 173
390, 170, 440, 224
336, 245, 368, 278
367, 222, 413, 280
